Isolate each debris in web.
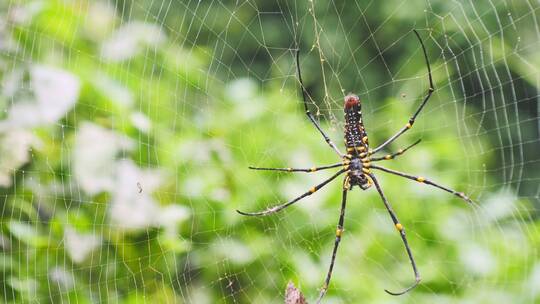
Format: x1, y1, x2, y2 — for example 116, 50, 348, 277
285, 281, 308, 304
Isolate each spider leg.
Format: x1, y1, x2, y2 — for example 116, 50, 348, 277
370, 164, 472, 204
371, 30, 434, 154
316, 180, 349, 304
295, 49, 344, 158
236, 169, 346, 216
369, 174, 421, 296
370, 139, 421, 162
249, 162, 343, 173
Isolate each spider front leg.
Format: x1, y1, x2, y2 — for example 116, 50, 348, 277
249, 162, 343, 173
372, 30, 434, 154
370, 164, 472, 204
316, 179, 349, 304
369, 174, 421, 296
295, 49, 344, 158
236, 169, 347, 216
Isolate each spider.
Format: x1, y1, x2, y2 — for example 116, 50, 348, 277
237, 30, 472, 303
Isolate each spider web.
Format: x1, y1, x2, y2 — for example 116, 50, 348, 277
0, 0, 539, 303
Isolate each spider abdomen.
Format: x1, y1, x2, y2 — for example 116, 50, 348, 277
343, 94, 369, 153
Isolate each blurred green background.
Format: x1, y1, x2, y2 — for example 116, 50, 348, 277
0, 0, 539, 303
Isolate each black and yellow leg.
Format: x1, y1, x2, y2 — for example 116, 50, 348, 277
296, 49, 344, 158
369, 174, 421, 296
371, 30, 434, 154
370, 139, 422, 162
316, 187, 348, 304
249, 163, 343, 173
236, 169, 347, 216
370, 164, 472, 204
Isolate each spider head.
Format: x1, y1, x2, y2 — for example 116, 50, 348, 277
344, 94, 360, 109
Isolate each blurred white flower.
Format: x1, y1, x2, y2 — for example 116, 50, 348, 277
481, 188, 518, 222
83, 2, 116, 41
225, 78, 257, 103
7, 2, 44, 25
211, 238, 254, 265
73, 123, 187, 232
159, 205, 190, 231
0, 129, 41, 187
109, 160, 163, 230
101, 21, 166, 62
49, 267, 75, 291
1, 68, 23, 97
64, 227, 102, 264
109, 160, 189, 231
177, 138, 232, 164
130, 112, 151, 133
0, 65, 80, 130
459, 244, 496, 276
225, 78, 264, 120
73, 122, 133, 195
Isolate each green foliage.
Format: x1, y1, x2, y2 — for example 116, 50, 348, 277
0, 1, 538, 304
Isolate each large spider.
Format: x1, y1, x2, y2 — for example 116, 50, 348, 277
237, 30, 472, 303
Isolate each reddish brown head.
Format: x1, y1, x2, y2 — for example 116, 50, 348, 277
344, 94, 360, 109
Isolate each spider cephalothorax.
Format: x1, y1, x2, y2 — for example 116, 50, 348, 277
344, 157, 371, 190
238, 30, 472, 303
